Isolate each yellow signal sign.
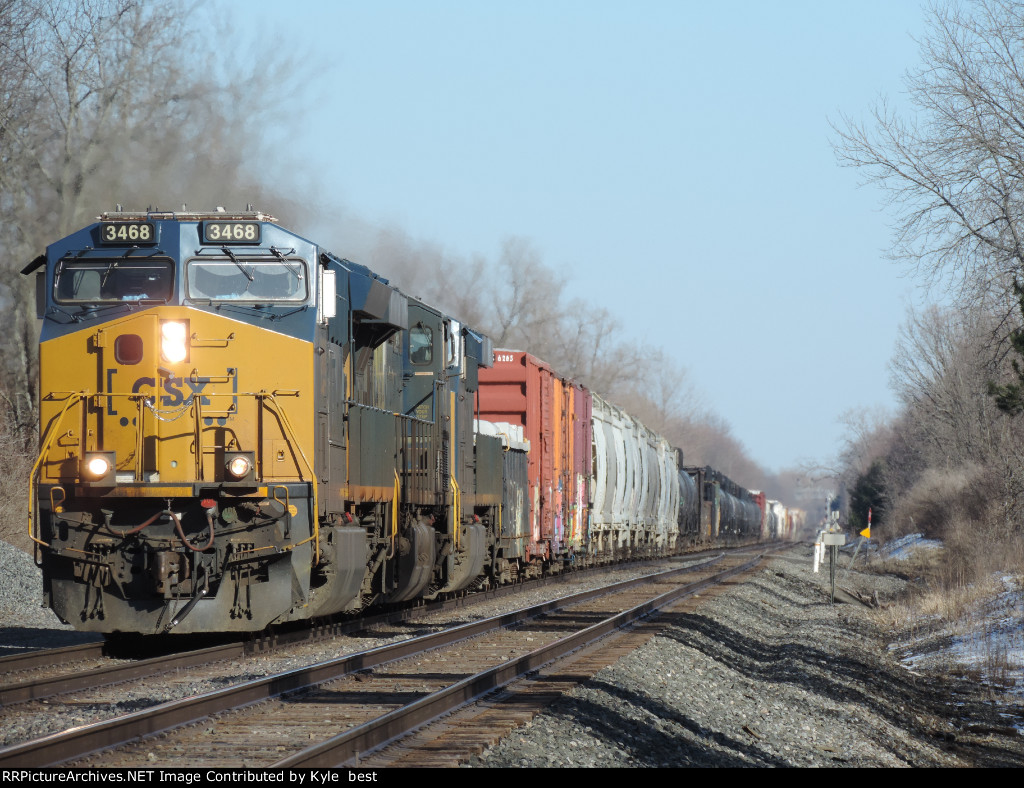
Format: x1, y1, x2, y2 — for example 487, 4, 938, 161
860, 526, 871, 539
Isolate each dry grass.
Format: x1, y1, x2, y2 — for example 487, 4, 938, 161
885, 463, 997, 541
0, 424, 34, 554
872, 536, 1022, 619
868, 548, 956, 631
868, 532, 1024, 692
877, 461, 1023, 599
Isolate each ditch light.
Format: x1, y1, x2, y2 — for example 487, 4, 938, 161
80, 452, 116, 486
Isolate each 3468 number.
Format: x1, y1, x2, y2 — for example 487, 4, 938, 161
100, 222, 154, 243
204, 222, 260, 243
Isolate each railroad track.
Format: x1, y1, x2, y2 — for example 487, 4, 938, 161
0, 547, 732, 709
0, 546, 779, 767
0, 615, 392, 709
0, 553, 714, 748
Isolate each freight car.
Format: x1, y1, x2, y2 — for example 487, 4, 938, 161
24, 210, 789, 635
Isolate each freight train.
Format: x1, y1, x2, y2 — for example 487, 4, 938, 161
24, 210, 796, 635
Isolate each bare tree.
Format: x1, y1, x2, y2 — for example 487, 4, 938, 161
836, 406, 894, 478
488, 236, 565, 350
2, 1, 201, 238
891, 304, 1000, 466
888, 301, 1024, 530
832, 0, 1024, 313
0, 0, 308, 545
0, 0, 308, 392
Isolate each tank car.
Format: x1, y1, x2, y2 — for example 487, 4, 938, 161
588, 392, 679, 559
25, 210, 503, 634
675, 456, 701, 544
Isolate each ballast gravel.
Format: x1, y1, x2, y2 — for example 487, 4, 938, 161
471, 549, 1024, 768
3, 539, 1024, 767
0, 539, 702, 750
0, 539, 100, 649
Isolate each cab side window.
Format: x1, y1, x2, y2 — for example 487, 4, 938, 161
410, 326, 433, 364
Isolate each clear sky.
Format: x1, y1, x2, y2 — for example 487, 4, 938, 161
232, 0, 933, 472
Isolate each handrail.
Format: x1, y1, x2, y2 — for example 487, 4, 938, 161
192, 394, 203, 479
258, 392, 319, 565
271, 485, 291, 538
451, 475, 461, 551
28, 392, 86, 546
387, 469, 400, 559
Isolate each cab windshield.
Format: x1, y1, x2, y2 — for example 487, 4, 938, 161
187, 256, 307, 302
54, 258, 174, 304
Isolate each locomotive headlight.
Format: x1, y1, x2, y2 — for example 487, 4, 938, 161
228, 456, 250, 477
224, 451, 255, 483
86, 456, 111, 476
81, 452, 116, 486
161, 321, 188, 363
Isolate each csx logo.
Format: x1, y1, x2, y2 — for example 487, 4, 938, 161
105, 368, 237, 414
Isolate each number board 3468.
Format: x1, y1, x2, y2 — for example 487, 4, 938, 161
202, 221, 261, 244
98, 222, 157, 244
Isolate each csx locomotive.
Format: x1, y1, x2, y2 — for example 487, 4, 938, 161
25, 210, 794, 635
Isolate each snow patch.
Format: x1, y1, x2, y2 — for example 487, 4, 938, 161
879, 533, 943, 561
894, 571, 1024, 717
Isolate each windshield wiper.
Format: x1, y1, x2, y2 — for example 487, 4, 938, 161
222, 247, 253, 282
267, 304, 309, 321
44, 305, 83, 323
76, 302, 132, 318
98, 247, 166, 289
100, 259, 120, 289
269, 246, 303, 280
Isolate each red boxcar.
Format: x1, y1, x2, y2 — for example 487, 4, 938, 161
477, 351, 592, 569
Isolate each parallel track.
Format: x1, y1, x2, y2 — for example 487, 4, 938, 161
0, 547, 731, 706
276, 548, 775, 768
0, 545, 781, 767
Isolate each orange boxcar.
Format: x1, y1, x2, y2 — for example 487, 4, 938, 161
476, 351, 592, 568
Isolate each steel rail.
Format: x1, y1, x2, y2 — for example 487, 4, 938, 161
0, 640, 104, 674
273, 551, 773, 767
0, 552, 731, 767
0, 550, 706, 705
